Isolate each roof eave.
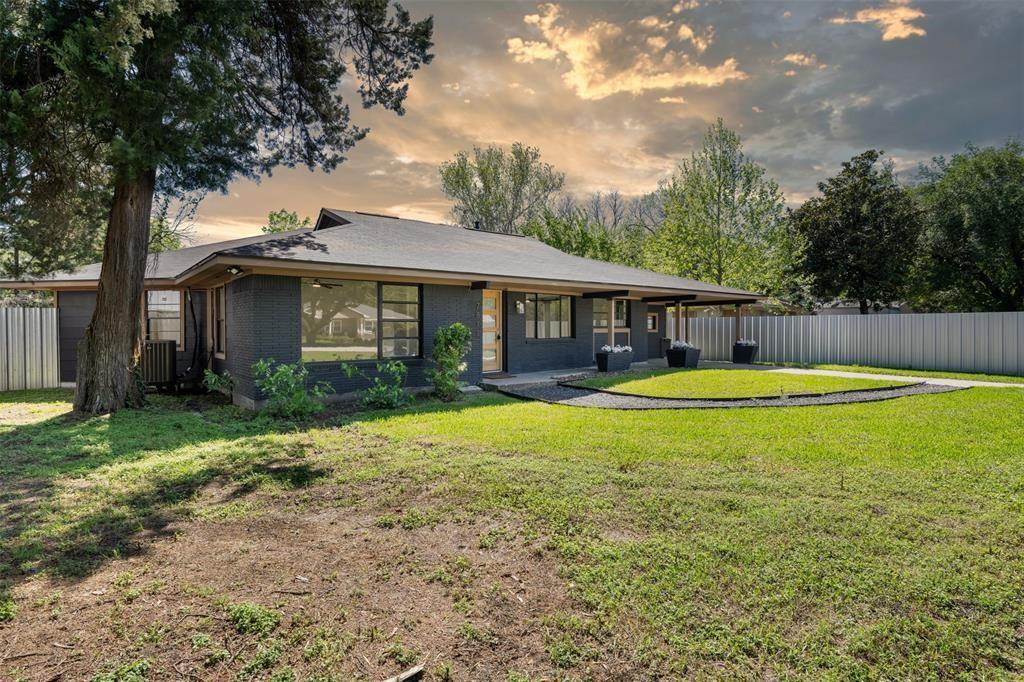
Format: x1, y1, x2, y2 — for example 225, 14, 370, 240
174, 253, 763, 301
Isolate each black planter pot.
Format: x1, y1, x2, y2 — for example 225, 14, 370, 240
732, 344, 759, 364
665, 348, 686, 368
596, 351, 633, 372
666, 347, 701, 368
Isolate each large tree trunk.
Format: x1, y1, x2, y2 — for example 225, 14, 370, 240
73, 169, 156, 413
859, 298, 869, 315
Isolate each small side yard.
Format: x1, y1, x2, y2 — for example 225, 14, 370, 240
1, 386, 1023, 680
576, 367, 910, 399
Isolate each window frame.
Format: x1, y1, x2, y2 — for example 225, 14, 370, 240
378, 283, 423, 360
143, 288, 184, 351
212, 285, 227, 359
647, 311, 659, 332
592, 299, 631, 330
523, 293, 574, 340
300, 279, 423, 363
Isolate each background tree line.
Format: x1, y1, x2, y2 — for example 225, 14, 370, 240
440, 124, 1024, 315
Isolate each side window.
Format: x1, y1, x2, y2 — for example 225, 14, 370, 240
213, 286, 226, 357
145, 290, 182, 349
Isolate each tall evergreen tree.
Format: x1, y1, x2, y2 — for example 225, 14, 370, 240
1, 0, 433, 412
790, 150, 920, 314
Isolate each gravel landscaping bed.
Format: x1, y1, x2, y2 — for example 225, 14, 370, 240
497, 381, 965, 410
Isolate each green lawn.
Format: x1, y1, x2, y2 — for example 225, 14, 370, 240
576, 367, 909, 398
762, 362, 1024, 384
1, 387, 1022, 679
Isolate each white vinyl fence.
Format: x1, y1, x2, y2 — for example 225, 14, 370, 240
670, 311, 1024, 377
0, 307, 60, 391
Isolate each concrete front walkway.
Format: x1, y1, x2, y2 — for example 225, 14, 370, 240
480, 360, 664, 389
711, 362, 1024, 389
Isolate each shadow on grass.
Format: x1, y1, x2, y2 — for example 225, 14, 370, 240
0, 389, 510, 591
0, 392, 331, 587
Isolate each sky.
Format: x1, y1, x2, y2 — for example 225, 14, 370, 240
192, 0, 1024, 243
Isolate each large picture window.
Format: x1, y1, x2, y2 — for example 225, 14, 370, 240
301, 279, 420, 362
593, 299, 629, 329
145, 290, 182, 348
524, 294, 573, 339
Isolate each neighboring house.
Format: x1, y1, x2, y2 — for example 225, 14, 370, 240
816, 300, 914, 315
0, 209, 759, 408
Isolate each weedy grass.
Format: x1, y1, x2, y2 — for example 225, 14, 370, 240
1, 387, 1022, 679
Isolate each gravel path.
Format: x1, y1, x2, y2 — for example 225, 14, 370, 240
496, 381, 964, 410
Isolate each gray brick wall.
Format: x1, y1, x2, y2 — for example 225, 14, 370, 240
305, 283, 482, 396
220, 277, 482, 404
505, 292, 596, 373
630, 300, 649, 362
57, 288, 207, 384
646, 304, 668, 358
220, 275, 302, 401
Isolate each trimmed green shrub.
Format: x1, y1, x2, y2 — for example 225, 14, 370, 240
427, 322, 472, 401
341, 360, 410, 409
251, 359, 330, 419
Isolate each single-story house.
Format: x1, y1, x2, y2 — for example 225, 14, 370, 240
1, 209, 760, 408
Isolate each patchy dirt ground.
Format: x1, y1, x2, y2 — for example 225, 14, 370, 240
1, 486, 593, 681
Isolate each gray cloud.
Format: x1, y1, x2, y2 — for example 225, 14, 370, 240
193, 0, 1024, 241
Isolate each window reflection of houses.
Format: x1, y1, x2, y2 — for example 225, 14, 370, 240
300, 279, 421, 362
326, 304, 378, 340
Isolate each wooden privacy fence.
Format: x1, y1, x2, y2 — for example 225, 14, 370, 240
0, 307, 60, 391
670, 312, 1024, 377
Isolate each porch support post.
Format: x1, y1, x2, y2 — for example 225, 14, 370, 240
734, 303, 742, 342
607, 297, 615, 347
674, 300, 682, 342
685, 305, 690, 343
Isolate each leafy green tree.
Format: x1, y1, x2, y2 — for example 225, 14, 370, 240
915, 141, 1024, 312
644, 119, 803, 297
439, 143, 564, 233
1, 0, 433, 412
523, 210, 619, 261
262, 209, 313, 234
790, 150, 921, 314
523, 209, 645, 266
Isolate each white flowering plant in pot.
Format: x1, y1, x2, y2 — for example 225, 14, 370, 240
596, 344, 633, 372
732, 338, 759, 364
667, 339, 700, 367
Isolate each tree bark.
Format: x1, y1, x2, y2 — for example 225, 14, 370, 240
73, 169, 156, 413
859, 299, 869, 315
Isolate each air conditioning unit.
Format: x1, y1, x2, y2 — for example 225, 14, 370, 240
141, 340, 177, 385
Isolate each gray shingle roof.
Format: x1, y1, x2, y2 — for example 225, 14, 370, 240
211, 210, 758, 297
11, 227, 315, 282
5, 209, 759, 298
